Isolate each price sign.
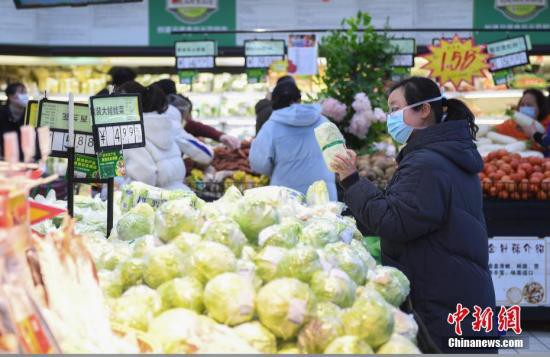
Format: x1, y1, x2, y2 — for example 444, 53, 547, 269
422, 35, 490, 88
244, 40, 286, 69
90, 94, 145, 152
246, 55, 284, 68
175, 40, 217, 70
487, 36, 530, 72
489, 52, 529, 72
390, 38, 416, 68
37, 99, 94, 157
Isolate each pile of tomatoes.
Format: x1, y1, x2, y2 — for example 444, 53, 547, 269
479, 150, 550, 200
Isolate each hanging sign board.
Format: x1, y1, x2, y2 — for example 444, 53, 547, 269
389, 38, 416, 68
175, 40, 217, 70
245, 40, 285, 69
90, 94, 145, 152
486, 36, 531, 72
422, 35, 490, 88
37, 100, 94, 157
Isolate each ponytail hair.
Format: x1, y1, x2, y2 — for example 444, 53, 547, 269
389, 76, 478, 139
118, 81, 168, 114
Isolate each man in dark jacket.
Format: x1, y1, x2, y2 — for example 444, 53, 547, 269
0, 82, 28, 158
337, 120, 497, 353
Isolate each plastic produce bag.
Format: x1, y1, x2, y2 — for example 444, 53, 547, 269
366, 266, 410, 307
157, 277, 204, 313
154, 199, 202, 242
233, 321, 277, 354
314, 122, 348, 172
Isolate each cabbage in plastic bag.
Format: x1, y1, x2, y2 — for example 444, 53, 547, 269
306, 180, 330, 206
171, 232, 202, 255
324, 242, 368, 285
391, 306, 418, 342
116, 203, 155, 241
236, 259, 263, 290
155, 199, 202, 242
310, 269, 356, 308
232, 197, 278, 243
201, 218, 247, 256
142, 245, 186, 288
323, 335, 374, 354
241, 245, 257, 262
157, 277, 204, 313
257, 218, 302, 248
350, 238, 377, 270
117, 257, 144, 288
256, 278, 316, 340
203, 273, 255, 326
96, 242, 132, 271
314, 121, 347, 173
233, 321, 277, 354
243, 186, 304, 206
299, 219, 340, 248
98, 269, 124, 298
110, 295, 154, 331
131, 235, 162, 258
366, 266, 410, 307
376, 333, 421, 354
341, 288, 394, 349
191, 241, 237, 282
254, 246, 288, 282
315, 301, 342, 320
122, 285, 163, 316
298, 314, 344, 353
277, 246, 322, 283
278, 342, 301, 354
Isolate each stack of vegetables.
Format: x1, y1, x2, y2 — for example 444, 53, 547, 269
84, 181, 421, 354
356, 152, 397, 189
479, 150, 550, 200
185, 141, 269, 199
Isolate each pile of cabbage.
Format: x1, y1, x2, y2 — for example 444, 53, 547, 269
86, 180, 420, 354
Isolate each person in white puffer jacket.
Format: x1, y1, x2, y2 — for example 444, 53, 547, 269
118, 81, 213, 190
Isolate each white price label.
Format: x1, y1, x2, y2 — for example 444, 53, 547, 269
85, 135, 95, 155
246, 55, 283, 68
392, 54, 414, 67
74, 133, 86, 154
113, 126, 122, 146
177, 56, 215, 69
133, 124, 143, 144
490, 52, 528, 71
52, 131, 65, 152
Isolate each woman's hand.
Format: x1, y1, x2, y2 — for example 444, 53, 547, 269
330, 149, 357, 180
521, 122, 538, 138
220, 134, 241, 150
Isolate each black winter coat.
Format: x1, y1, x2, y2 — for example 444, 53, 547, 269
341, 120, 497, 353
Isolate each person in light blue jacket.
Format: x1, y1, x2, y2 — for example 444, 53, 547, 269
249, 81, 337, 200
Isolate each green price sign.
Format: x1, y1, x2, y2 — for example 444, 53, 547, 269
38, 100, 92, 133
244, 40, 285, 56
389, 38, 416, 54
487, 36, 530, 57
90, 95, 142, 125
97, 150, 126, 179
73, 154, 99, 179
175, 40, 217, 57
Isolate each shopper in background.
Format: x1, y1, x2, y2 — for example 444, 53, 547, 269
249, 80, 336, 199
254, 75, 296, 134
0, 82, 28, 157
494, 88, 550, 140
96, 67, 137, 96
154, 79, 241, 149
331, 76, 497, 353
117, 81, 212, 190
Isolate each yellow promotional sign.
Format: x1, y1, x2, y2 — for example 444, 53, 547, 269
422, 35, 490, 88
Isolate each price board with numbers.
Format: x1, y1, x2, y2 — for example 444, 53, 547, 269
37, 99, 95, 157
90, 94, 145, 152
244, 40, 285, 69
390, 38, 416, 68
487, 36, 530, 72
175, 40, 217, 70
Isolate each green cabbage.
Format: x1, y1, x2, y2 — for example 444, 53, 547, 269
315, 301, 342, 320
323, 335, 374, 354
376, 334, 421, 354
299, 219, 340, 248
366, 266, 410, 307
122, 285, 163, 315
232, 197, 278, 243
142, 245, 186, 288
298, 315, 344, 353
96, 242, 132, 271
157, 277, 204, 313
236, 259, 263, 290
117, 258, 144, 288
201, 218, 247, 256
341, 289, 394, 349
310, 269, 356, 308
110, 295, 154, 331
155, 199, 202, 242
233, 321, 277, 354
98, 270, 124, 298
258, 218, 302, 248
203, 273, 255, 326
391, 306, 418, 342
171, 232, 202, 255
350, 239, 377, 270
116, 203, 154, 241
256, 278, 316, 340
306, 180, 330, 206
277, 246, 322, 283
324, 242, 368, 285
131, 235, 162, 258
191, 241, 237, 282
278, 342, 301, 354
241, 245, 257, 261
254, 246, 288, 282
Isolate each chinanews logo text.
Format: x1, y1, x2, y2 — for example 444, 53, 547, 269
167, 0, 219, 24
495, 0, 547, 22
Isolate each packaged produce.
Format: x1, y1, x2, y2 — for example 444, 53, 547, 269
314, 122, 348, 172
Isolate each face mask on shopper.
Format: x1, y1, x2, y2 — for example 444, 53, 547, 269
14, 93, 29, 107
519, 106, 536, 119
386, 95, 444, 144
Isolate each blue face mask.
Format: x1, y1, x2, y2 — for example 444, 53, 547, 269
386, 95, 444, 144
519, 106, 536, 119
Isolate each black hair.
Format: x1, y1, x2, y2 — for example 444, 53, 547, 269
519, 88, 549, 122
108, 67, 137, 87
389, 76, 478, 139
5, 82, 25, 104
276, 75, 295, 86
154, 79, 177, 96
271, 81, 301, 110
119, 81, 167, 114
167, 93, 193, 117
255, 99, 272, 134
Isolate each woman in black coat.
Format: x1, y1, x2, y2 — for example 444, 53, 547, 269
332, 77, 497, 354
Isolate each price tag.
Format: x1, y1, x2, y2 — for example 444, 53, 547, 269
392, 54, 414, 68
246, 55, 284, 69
74, 133, 86, 154
177, 56, 215, 69
489, 52, 529, 72
487, 36, 529, 58
175, 41, 217, 70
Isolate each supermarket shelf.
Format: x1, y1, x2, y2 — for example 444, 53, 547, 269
447, 89, 549, 99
